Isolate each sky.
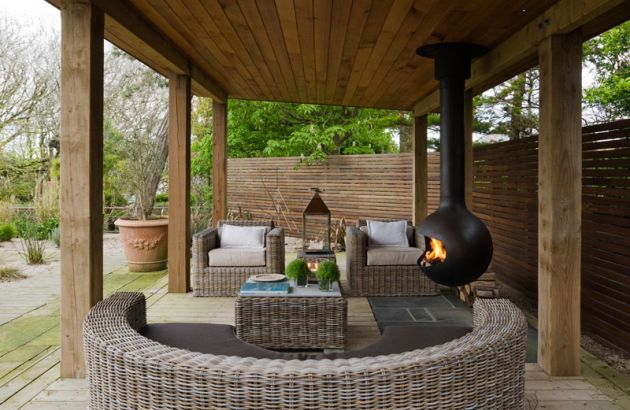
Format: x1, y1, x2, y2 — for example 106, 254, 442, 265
0, 0, 59, 27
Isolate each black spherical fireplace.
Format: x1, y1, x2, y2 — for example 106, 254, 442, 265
416, 42, 493, 287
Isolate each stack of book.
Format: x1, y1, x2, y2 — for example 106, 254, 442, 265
240, 281, 290, 296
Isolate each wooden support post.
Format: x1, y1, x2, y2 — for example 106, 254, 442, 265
464, 90, 474, 210
212, 101, 227, 226
168, 75, 191, 293
412, 115, 428, 225
59, 0, 104, 378
537, 30, 582, 377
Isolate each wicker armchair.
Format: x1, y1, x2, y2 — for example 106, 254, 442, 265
193, 220, 284, 296
346, 219, 439, 296
84, 292, 527, 409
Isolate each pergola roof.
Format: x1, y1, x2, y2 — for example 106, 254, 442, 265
47, 0, 629, 111
121, 0, 560, 110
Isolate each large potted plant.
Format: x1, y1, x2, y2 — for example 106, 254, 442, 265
113, 117, 169, 272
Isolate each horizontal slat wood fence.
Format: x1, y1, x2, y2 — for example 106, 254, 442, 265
227, 119, 630, 353
473, 119, 630, 353
227, 153, 440, 235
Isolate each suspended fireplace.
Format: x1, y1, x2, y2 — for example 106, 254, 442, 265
416, 43, 493, 287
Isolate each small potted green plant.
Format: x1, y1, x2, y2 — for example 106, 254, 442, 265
286, 259, 310, 288
315, 260, 340, 292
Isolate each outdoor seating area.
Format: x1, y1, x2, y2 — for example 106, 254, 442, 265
0, 0, 628, 409
84, 291, 527, 409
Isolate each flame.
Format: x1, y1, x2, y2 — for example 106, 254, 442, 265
425, 237, 447, 264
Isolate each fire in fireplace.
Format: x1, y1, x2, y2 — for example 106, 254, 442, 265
415, 42, 493, 287
423, 237, 447, 265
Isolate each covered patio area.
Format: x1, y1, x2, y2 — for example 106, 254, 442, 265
29, 0, 630, 407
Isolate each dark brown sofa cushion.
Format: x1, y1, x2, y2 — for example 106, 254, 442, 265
140, 323, 308, 360
326, 325, 473, 359
140, 323, 472, 360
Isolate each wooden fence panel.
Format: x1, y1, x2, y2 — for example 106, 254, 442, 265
472, 119, 630, 353
227, 153, 440, 235
581, 119, 630, 353
472, 137, 539, 302
226, 119, 630, 353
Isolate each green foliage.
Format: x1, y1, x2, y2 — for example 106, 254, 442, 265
13, 213, 58, 240
37, 217, 58, 240
475, 68, 539, 139
584, 21, 630, 120
315, 260, 340, 282
50, 226, 60, 247
0, 223, 16, 241
18, 236, 46, 265
0, 153, 45, 202
191, 99, 402, 207
103, 120, 128, 207
17, 222, 46, 264
285, 259, 310, 281
0, 200, 14, 223
154, 193, 168, 203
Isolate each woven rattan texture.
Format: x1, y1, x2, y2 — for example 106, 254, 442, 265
346, 222, 439, 296
84, 292, 527, 409
235, 295, 347, 349
192, 220, 285, 296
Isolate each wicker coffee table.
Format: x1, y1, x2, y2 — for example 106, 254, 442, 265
235, 279, 347, 349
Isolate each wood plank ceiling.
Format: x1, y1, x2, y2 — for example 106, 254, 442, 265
118, 0, 560, 109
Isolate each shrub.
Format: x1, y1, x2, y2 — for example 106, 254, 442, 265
33, 178, 59, 222
154, 192, 169, 203
19, 237, 46, 265
51, 227, 61, 247
37, 217, 59, 240
0, 266, 25, 282
17, 224, 46, 264
285, 259, 310, 281
0, 200, 15, 223
13, 215, 58, 241
315, 261, 340, 282
0, 223, 16, 242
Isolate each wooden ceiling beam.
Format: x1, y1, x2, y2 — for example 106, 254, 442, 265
47, 0, 227, 102
413, 0, 629, 116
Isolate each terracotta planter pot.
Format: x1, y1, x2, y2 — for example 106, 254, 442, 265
115, 218, 168, 272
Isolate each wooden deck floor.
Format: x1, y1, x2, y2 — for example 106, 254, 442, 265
1, 271, 628, 409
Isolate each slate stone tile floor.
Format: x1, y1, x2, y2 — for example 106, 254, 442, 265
368, 292, 538, 363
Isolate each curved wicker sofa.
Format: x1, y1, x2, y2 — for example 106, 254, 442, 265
84, 292, 527, 409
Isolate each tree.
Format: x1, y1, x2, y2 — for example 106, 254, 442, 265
0, 16, 51, 152
103, 48, 169, 219
475, 68, 539, 140
190, 99, 403, 207
583, 21, 630, 121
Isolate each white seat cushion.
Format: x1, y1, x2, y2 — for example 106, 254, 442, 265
367, 220, 409, 248
367, 247, 423, 266
208, 248, 266, 267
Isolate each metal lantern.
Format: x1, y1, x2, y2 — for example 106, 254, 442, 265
302, 188, 331, 253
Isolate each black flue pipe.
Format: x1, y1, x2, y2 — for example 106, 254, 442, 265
415, 43, 493, 287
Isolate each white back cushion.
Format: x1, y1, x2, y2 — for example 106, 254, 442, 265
367, 220, 409, 248
220, 225, 267, 249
